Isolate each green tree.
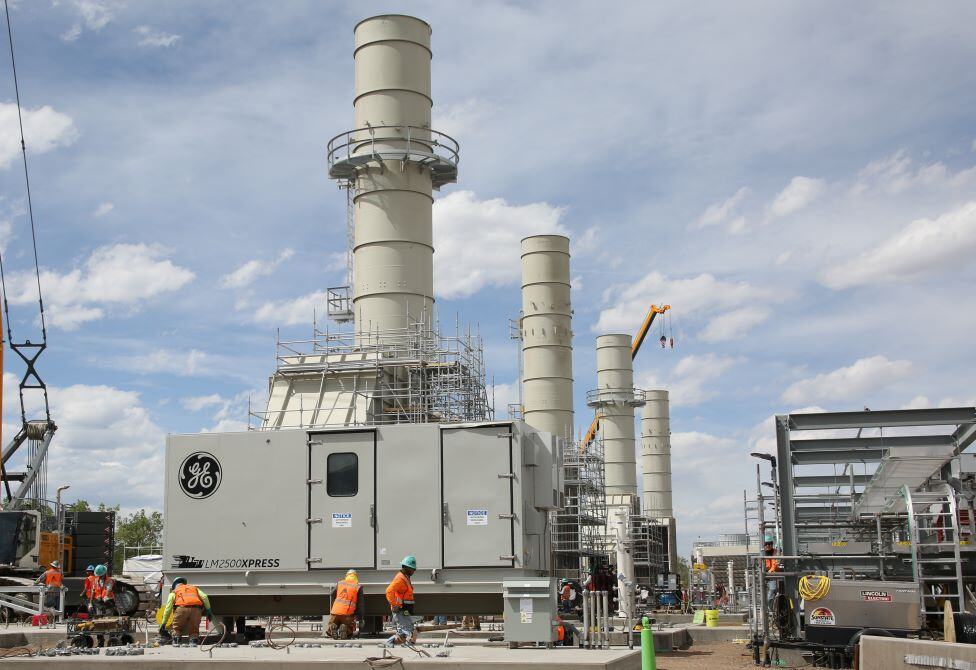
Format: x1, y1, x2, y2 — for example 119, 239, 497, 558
113, 509, 163, 572
65, 500, 91, 512
675, 555, 691, 587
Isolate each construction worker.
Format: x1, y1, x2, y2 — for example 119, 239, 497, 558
559, 578, 573, 613
327, 569, 364, 639
384, 555, 417, 646
34, 560, 63, 610
159, 577, 214, 643
763, 536, 780, 607
92, 565, 117, 615
81, 565, 97, 612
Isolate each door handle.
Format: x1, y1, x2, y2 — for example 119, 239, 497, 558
498, 513, 516, 520
498, 473, 516, 479
499, 555, 516, 561
307, 478, 323, 485
307, 518, 323, 524
370, 504, 376, 528
441, 502, 449, 526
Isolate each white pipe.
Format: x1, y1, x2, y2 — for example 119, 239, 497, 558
582, 590, 590, 648
602, 590, 610, 648
520, 235, 574, 441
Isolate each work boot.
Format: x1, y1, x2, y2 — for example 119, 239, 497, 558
327, 624, 338, 639
338, 624, 350, 640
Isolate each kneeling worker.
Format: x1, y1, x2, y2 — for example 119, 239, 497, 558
159, 577, 214, 643
384, 555, 417, 646
328, 569, 364, 639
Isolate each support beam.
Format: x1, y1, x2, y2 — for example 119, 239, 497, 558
794, 474, 872, 487
792, 448, 886, 464
790, 434, 952, 451
9, 430, 54, 509
788, 407, 976, 431
952, 422, 976, 456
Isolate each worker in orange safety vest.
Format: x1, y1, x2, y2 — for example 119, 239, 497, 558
92, 565, 116, 615
384, 555, 417, 646
327, 570, 365, 639
34, 560, 63, 610
81, 565, 97, 612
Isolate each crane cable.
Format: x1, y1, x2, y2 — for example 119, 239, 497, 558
1, 0, 52, 426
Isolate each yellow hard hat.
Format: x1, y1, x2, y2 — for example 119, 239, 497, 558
346, 569, 359, 582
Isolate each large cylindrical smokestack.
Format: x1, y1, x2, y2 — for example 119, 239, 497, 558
352, 15, 435, 333
592, 334, 642, 497
641, 390, 673, 518
520, 235, 573, 441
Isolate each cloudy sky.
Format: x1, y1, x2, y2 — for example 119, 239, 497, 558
1, 1, 975, 555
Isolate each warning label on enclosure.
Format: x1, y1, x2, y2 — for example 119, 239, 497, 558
809, 607, 836, 626
332, 513, 352, 528
466, 509, 488, 526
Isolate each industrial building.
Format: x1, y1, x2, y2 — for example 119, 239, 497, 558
0, 7, 973, 670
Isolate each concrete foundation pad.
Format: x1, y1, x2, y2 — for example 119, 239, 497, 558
859, 636, 976, 669
2, 644, 641, 669
681, 624, 751, 644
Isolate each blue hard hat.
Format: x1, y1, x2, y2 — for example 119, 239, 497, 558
86, 565, 95, 572
94, 565, 107, 577
764, 535, 775, 543
401, 555, 417, 570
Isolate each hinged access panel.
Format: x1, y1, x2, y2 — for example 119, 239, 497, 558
441, 426, 515, 567
308, 430, 376, 569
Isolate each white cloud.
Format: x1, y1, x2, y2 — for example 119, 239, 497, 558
114, 348, 207, 376
2, 373, 165, 509
181, 394, 224, 412
433, 190, 567, 299
134, 25, 182, 48
220, 248, 294, 289
0, 103, 78, 169
60, 0, 119, 42
781, 355, 913, 405
768, 176, 825, 218
6, 243, 195, 330
92, 202, 114, 218
670, 431, 738, 471
693, 186, 749, 230
490, 381, 519, 419
820, 201, 976, 289
639, 353, 741, 406
747, 406, 827, 455
435, 98, 495, 138
850, 149, 976, 196
594, 271, 781, 334
253, 290, 327, 326
698, 306, 772, 343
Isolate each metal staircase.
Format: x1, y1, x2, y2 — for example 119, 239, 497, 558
902, 483, 965, 620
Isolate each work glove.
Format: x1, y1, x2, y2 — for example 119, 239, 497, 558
204, 609, 214, 622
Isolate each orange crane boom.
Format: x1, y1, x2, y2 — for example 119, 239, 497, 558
579, 303, 670, 450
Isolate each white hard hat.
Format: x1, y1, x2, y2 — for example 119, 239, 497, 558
51, 561, 60, 569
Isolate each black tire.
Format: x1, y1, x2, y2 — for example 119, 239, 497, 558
107, 636, 122, 647
114, 585, 140, 617
120, 633, 134, 645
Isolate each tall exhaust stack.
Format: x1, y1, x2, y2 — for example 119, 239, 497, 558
591, 334, 643, 496
641, 389, 678, 571
641, 390, 672, 517
520, 235, 574, 442
341, 15, 456, 334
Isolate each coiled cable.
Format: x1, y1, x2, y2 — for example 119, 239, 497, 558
798, 574, 831, 601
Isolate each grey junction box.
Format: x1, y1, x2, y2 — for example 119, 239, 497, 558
502, 578, 557, 643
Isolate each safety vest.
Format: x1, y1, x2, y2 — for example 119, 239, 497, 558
385, 571, 414, 607
557, 622, 566, 642
331, 580, 359, 616
765, 557, 779, 573
43, 568, 62, 588
95, 577, 114, 599
560, 584, 571, 601
82, 575, 97, 598
174, 583, 204, 608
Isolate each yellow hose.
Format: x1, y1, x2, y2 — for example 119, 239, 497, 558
798, 574, 830, 601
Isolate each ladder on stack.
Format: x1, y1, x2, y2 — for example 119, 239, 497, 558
902, 483, 965, 622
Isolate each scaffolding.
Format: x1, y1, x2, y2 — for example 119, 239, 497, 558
250, 317, 492, 429
552, 438, 609, 577
630, 515, 667, 582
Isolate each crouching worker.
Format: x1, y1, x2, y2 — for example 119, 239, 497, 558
327, 569, 364, 639
384, 556, 417, 647
159, 577, 214, 644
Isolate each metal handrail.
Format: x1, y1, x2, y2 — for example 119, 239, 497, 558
585, 387, 647, 405
326, 124, 460, 171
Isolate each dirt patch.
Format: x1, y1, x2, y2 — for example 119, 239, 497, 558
656, 642, 760, 669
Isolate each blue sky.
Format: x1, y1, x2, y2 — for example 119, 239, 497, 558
1, 1, 975, 555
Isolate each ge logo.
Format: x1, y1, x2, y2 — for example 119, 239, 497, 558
179, 452, 222, 499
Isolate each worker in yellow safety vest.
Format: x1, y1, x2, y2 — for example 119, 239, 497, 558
327, 569, 365, 639
159, 577, 214, 643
